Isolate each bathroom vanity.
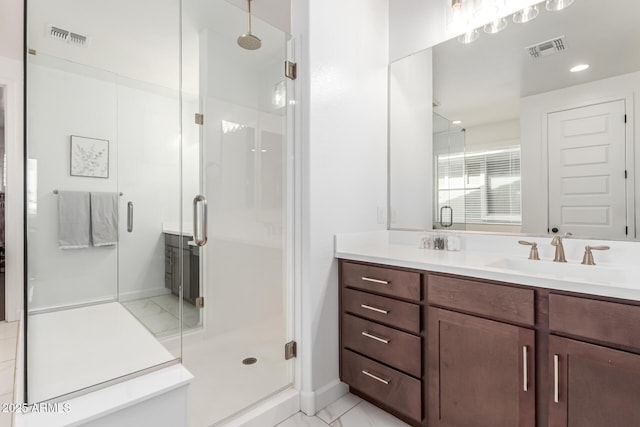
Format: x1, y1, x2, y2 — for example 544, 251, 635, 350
337, 232, 640, 427
164, 233, 200, 304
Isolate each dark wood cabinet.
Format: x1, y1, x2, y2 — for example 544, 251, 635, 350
165, 233, 200, 304
339, 260, 424, 426
548, 335, 640, 427
428, 307, 535, 427
338, 259, 640, 427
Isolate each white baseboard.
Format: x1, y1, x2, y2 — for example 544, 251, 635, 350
300, 379, 348, 416
118, 288, 171, 302
217, 388, 300, 427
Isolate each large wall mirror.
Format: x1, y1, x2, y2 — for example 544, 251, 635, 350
389, 0, 640, 241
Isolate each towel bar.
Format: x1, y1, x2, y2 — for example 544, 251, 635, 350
53, 190, 123, 196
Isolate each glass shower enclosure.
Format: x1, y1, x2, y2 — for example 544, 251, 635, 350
25, 0, 295, 422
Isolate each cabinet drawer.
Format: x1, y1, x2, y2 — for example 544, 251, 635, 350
342, 262, 421, 302
342, 288, 421, 334
428, 274, 535, 326
549, 293, 640, 351
342, 349, 422, 422
342, 314, 421, 377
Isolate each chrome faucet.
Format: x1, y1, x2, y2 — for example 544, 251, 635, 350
550, 233, 571, 262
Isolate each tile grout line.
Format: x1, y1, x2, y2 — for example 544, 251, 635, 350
327, 400, 363, 427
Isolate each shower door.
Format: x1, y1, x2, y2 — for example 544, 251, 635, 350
181, 1, 295, 425
433, 113, 467, 230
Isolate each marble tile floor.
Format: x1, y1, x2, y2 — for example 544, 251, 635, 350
0, 321, 19, 427
122, 293, 200, 338
277, 393, 410, 427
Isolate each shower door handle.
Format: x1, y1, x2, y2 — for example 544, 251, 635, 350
440, 205, 453, 228
127, 202, 134, 233
193, 195, 208, 247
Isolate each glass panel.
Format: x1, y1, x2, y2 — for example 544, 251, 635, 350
26, 0, 181, 403
181, 1, 295, 424
433, 113, 467, 230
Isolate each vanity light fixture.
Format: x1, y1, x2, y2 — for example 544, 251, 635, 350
545, 0, 575, 12
452, 120, 462, 125
458, 28, 480, 44
570, 64, 589, 72
484, 17, 508, 34
513, 5, 540, 23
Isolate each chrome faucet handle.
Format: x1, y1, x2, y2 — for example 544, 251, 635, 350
518, 241, 540, 260
581, 245, 610, 266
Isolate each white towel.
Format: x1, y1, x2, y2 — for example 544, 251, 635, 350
58, 191, 91, 249
90, 192, 119, 247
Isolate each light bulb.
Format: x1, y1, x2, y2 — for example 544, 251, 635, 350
513, 5, 539, 23
458, 28, 480, 44
546, 0, 575, 12
484, 18, 508, 34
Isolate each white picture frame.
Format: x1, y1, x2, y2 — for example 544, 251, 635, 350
70, 135, 109, 178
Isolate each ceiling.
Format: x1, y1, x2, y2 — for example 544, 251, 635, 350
28, 0, 291, 91
432, 0, 640, 128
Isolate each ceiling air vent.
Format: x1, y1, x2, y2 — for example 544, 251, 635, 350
48, 25, 90, 47
526, 36, 566, 59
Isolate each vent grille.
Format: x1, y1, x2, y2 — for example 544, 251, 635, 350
48, 25, 90, 47
526, 36, 566, 59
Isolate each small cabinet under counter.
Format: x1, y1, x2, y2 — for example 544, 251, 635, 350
164, 233, 200, 304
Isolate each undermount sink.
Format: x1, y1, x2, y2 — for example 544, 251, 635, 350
484, 257, 627, 286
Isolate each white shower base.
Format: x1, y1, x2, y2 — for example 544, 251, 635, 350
28, 302, 177, 403
171, 317, 292, 426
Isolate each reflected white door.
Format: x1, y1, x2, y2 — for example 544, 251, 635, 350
547, 100, 627, 238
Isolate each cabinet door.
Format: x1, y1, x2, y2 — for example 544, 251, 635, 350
549, 335, 640, 427
428, 308, 535, 427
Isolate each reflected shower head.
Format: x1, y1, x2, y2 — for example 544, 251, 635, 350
238, 0, 261, 50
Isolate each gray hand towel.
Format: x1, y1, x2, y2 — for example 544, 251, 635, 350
90, 192, 119, 247
58, 191, 91, 249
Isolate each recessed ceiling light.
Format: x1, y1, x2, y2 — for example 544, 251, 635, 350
452, 120, 462, 125
570, 64, 589, 73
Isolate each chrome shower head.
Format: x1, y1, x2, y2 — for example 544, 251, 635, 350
238, 0, 261, 50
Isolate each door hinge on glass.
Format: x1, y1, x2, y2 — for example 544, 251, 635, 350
195, 113, 204, 125
195, 297, 204, 309
28, 48, 37, 55
285, 341, 297, 360
285, 60, 297, 80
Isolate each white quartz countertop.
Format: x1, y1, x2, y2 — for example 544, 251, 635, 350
335, 230, 640, 301
162, 222, 193, 237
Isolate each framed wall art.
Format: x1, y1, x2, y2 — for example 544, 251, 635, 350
70, 135, 109, 178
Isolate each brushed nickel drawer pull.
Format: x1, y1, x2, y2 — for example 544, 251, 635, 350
522, 345, 528, 392
554, 354, 559, 403
361, 331, 390, 344
361, 370, 390, 385
361, 277, 389, 285
360, 304, 389, 315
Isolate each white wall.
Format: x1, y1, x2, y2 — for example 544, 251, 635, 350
465, 119, 519, 151
292, 0, 390, 414
389, 49, 433, 230
27, 55, 183, 310
521, 71, 640, 236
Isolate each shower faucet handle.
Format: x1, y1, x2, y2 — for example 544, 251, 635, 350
518, 240, 540, 260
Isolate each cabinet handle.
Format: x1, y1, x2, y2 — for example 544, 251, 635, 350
554, 354, 559, 403
361, 370, 390, 385
522, 346, 528, 392
360, 304, 389, 315
361, 331, 390, 344
361, 277, 389, 285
